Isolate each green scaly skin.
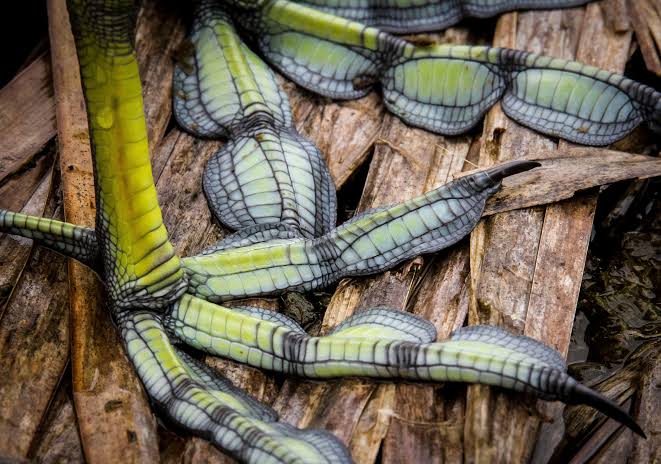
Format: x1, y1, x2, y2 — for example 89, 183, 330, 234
173, 1, 337, 238
0, 1, 646, 463
229, 0, 661, 145
290, 0, 591, 33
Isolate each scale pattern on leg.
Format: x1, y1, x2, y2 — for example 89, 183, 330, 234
173, 1, 291, 137
182, 161, 539, 302
235, 0, 397, 99
291, 0, 590, 33
450, 325, 566, 371
382, 47, 509, 134
200, 223, 303, 254
164, 294, 643, 436
328, 307, 437, 343
68, 0, 186, 308
119, 310, 351, 463
233, 0, 661, 145
0, 209, 98, 266
203, 128, 336, 237
174, 1, 336, 237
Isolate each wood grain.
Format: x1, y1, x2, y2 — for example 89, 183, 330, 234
465, 3, 634, 463
0, 52, 56, 183
0, 175, 69, 459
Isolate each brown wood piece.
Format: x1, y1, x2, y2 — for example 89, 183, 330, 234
482, 150, 661, 217
630, 0, 661, 76
0, 175, 69, 459
0, 52, 56, 184
466, 4, 634, 463
29, 381, 85, 464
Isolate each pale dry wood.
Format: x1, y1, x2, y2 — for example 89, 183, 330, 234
0, 175, 69, 459
481, 150, 661, 216
0, 52, 56, 183
601, 0, 630, 33
630, 342, 661, 464
30, 383, 85, 464
47, 0, 161, 462
548, 341, 659, 463
466, 4, 634, 463
630, 0, 661, 76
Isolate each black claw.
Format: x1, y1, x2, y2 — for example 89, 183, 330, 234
572, 383, 646, 438
484, 160, 541, 183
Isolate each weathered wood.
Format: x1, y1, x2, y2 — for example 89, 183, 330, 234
0, 52, 56, 183
630, 342, 661, 463
466, 3, 633, 462
47, 0, 160, 461
482, 150, 661, 217
0, 175, 69, 459
380, 246, 471, 463
0, 168, 53, 310
29, 382, 85, 464
630, 0, 661, 76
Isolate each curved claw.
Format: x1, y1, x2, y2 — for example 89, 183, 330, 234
164, 296, 644, 437
0, 209, 99, 268
174, 1, 336, 237
182, 160, 538, 302
291, 0, 590, 33
232, 0, 661, 145
119, 310, 351, 463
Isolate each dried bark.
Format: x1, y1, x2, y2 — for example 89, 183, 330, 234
0, 52, 56, 183
630, 0, 661, 76
0, 174, 69, 459
466, 3, 634, 463
482, 149, 661, 217
29, 381, 85, 464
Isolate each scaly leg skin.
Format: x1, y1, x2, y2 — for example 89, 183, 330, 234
120, 310, 350, 463
290, 0, 591, 34
173, 1, 336, 237
68, 0, 187, 309
63, 1, 350, 462
231, 0, 661, 145
0, 0, 640, 460
163, 296, 645, 437
0, 209, 98, 267
182, 160, 540, 302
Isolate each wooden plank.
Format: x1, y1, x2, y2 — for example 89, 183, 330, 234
482, 150, 661, 216
287, 85, 385, 189
630, 0, 661, 76
0, 174, 69, 459
465, 3, 633, 462
0, 52, 56, 183
380, 245, 471, 463
631, 343, 661, 463
29, 381, 85, 464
